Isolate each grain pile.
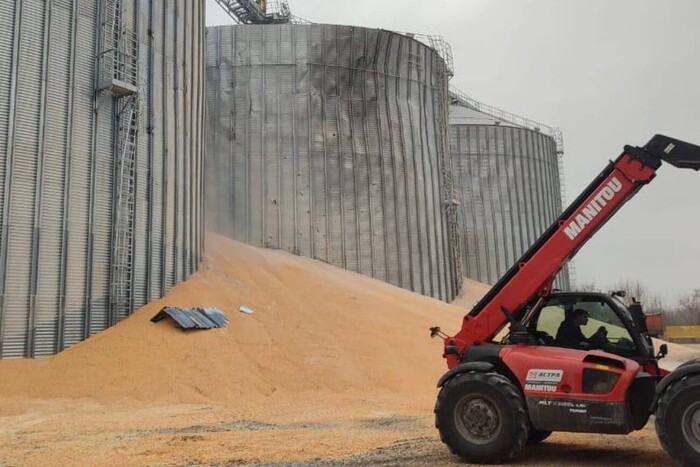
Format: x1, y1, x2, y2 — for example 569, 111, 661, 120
0, 234, 480, 406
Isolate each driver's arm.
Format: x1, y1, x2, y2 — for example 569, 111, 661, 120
583, 326, 608, 347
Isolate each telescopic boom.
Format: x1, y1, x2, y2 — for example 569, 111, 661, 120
442, 135, 700, 369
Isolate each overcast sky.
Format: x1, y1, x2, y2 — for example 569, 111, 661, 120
206, 0, 700, 305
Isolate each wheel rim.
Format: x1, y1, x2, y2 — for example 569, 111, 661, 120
454, 395, 501, 445
682, 401, 700, 453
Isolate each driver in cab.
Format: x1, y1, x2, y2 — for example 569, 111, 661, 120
556, 308, 608, 350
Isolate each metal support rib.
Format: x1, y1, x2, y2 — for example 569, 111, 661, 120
0, 0, 24, 357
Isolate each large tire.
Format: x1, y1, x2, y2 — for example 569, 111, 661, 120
527, 428, 552, 445
656, 374, 700, 466
435, 372, 528, 464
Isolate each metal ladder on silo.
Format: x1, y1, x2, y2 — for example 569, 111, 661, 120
553, 131, 577, 288
98, 0, 140, 323
111, 96, 139, 322
434, 55, 464, 297
444, 170, 465, 297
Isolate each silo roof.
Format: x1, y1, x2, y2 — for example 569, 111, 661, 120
449, 105, 519, 128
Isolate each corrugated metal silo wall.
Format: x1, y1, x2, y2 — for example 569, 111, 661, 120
205, 24, 461, 301
0, 0, 205, 358
450, 118, 571, 289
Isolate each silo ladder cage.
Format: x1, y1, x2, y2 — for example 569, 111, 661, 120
98, 0, 139, 96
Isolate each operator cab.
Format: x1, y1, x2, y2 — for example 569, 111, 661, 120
518, 292, 656, 364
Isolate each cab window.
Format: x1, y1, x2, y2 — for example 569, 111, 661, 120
527, 297, 638, 358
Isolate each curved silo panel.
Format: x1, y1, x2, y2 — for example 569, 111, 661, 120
0, 0, 204, 358
450, 105, 570, 288
206, 24, 461, 301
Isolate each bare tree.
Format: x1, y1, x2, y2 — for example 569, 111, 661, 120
676, 289, 700, 325
608, 278, 666, 313
572, 278, 666, 311
577, 280, 599, 292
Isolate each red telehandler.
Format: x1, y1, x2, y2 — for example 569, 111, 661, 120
431, 135, 700, 465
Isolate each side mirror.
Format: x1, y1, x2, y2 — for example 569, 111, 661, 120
610, 290, 627, 299
430, 327, 448, 339
657, 344, 668, 360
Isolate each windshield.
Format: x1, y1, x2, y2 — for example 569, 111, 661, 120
524, 295, 640, 358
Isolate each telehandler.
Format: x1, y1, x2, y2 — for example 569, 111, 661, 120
432, 135, 700, 465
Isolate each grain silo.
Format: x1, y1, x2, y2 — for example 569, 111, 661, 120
0, 0, 205, 358
450, 91, 571, 288
205, 24, 462, 301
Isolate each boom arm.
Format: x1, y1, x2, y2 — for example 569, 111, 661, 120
444, 135, 700, 368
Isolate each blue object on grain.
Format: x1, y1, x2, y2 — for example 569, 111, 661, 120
151, 307, 229, 330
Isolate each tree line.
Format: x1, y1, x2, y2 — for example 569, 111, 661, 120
576, 279, 700, 326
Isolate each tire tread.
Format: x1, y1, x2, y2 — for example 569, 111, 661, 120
656, 374, 700, 466
435, 372, 528, 464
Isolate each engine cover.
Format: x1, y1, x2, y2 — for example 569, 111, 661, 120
500, 345, 643, 434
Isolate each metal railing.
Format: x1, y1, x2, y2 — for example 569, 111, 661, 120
290, 14, 312, 24
264, 0, 291, 19
449, 86, 564, 155
396, 32, 454, 77
214, 0, 292, 24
